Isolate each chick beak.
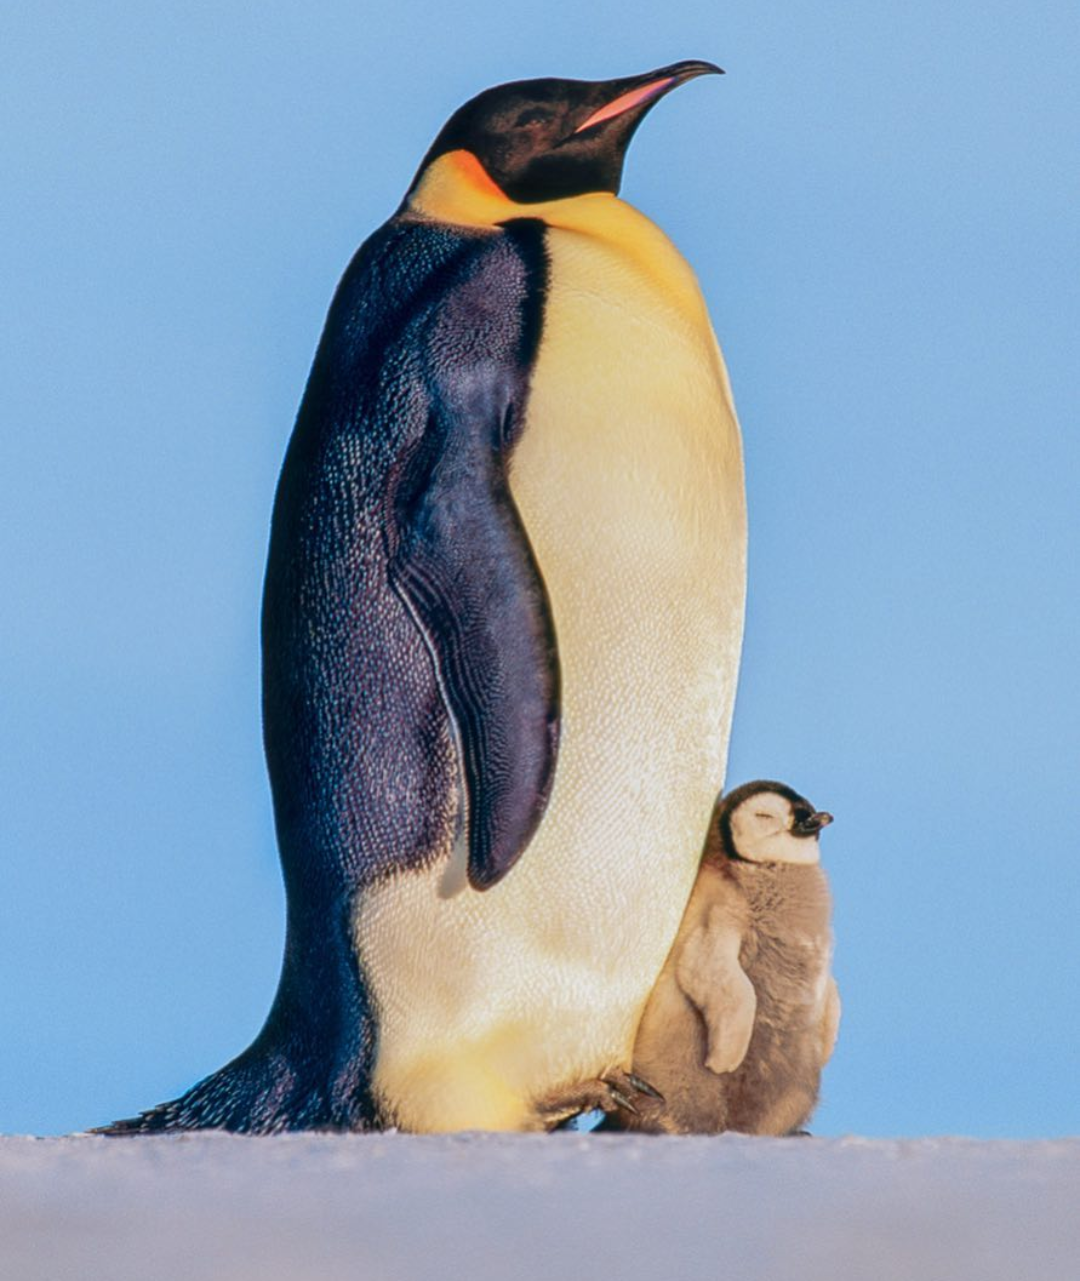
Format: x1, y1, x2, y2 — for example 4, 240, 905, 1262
795, 811, 834, 836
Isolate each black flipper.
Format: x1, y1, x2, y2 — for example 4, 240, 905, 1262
388, 399, 560, 891
380, 218, 559, 891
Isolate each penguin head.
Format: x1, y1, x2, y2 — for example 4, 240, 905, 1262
408, 60, 722, 205
718, 781, 833, 867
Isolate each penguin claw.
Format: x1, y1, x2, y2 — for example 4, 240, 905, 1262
626, 1073, 664, 1102
601, 1078, 640, 1115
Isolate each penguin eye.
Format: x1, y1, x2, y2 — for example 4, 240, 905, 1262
514, 107, 554, 128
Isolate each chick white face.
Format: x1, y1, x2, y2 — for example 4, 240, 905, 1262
727, 790, 832, 866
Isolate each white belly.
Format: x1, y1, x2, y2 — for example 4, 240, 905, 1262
355, 209, 746, 1131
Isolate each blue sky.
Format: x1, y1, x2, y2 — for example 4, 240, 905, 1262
2, 0, 1077, 1137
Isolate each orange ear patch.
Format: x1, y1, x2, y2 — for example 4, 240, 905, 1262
573, 77, 678, 134
443, 150, 508, 197
408, 149, 516, 225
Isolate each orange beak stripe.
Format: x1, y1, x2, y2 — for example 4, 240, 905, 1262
573, 76, 678, 134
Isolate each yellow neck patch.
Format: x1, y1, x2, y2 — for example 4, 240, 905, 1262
408, 151, 512, 225
407, 150, 708, 322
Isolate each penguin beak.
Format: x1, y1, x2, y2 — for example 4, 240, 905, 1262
573, 60, 724, 136
794, 811, 833, 836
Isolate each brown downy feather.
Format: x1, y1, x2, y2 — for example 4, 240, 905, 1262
619, 805, 838, 1135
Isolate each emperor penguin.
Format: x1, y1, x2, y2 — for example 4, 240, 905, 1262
616, 781, 840, 1135
99, 61, 746, 1134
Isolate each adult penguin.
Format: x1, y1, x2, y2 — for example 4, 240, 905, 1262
101, 60, 747, 1134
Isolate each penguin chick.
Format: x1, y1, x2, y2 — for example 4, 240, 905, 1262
621, 781, 839, 1135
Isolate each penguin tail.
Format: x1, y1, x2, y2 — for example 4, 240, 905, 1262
92, 1044, 310, 1135
94, 908, 377, 1135
92, 1035, 373, 1135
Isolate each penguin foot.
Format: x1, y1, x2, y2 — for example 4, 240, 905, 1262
538, 1069, 664, 1130
600, 1071, 664, 1114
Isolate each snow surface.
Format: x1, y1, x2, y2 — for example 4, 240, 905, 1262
3, 1133, 1077, 1281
